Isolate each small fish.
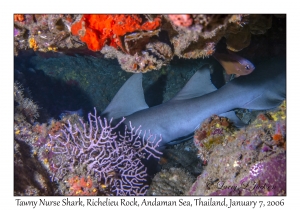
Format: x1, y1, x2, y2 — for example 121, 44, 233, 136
213, 51, 255, 77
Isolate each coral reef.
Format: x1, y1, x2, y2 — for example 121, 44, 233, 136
14, 14, 84, 55
14, 14, 25, 22
167, 14, 274, 57
14, 82, 39, 123
14, 82, 163, 195
14, 14, 280, 72
64, 175, 98, 196
13, 14, 286, 197
14, 82, 56, 195
32, 109, 162, 195
194, 115, 236, 165
147, 168, 195, 196
168, 15, 193, 27
71, 14, 161, 52
158, 145, 203, 176
100, 44, 172, 73
14, 138, 56, 195
188, 101, 286, 195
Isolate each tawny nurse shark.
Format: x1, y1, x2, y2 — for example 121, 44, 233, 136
101, 57, 286, 150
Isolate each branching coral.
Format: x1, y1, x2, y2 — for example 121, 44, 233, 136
36, 108, 162, 195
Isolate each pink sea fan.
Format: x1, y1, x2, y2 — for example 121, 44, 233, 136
47, 108, 162, 195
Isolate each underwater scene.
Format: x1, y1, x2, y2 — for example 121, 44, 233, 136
14, 14, 286, 196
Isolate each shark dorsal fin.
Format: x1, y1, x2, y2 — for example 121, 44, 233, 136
171, 64, 217, 101
101, 73, 149, 120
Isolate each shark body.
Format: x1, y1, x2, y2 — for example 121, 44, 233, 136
102, 57, 286, 150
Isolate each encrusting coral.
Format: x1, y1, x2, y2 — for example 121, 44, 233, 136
168, 15, 193, 27
14, 14, 280, 73
14, 82, 57, 195
189, 101, 286, 196
194, 115, 235, 165
71, 14, 161, 52
14, 82, 39, 123
147, 167, 195, 196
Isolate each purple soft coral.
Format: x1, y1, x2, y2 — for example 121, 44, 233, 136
47, 108, 162, 195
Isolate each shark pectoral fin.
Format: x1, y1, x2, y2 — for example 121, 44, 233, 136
171, 64, 217, 101
219, 110, 247, 128
101, 73, 149, 119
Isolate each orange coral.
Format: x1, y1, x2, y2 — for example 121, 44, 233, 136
14, 14, 25, 22
33, 123, 47, 137
272, 133, 286, 150
272, 133, 282, 142
71, 15, 161, 52
257, 113, 268, 121
272, 121, 286, 149
48, 120, 64, 136
29, 37, 38, 51
67, 176, 97, 196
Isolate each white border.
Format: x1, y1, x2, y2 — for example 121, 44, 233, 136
2, 0, 297, 208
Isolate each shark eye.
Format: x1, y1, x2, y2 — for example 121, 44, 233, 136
245, 65, 250, 70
